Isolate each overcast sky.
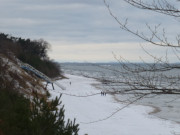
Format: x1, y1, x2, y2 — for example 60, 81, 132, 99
1, 0, 180, 62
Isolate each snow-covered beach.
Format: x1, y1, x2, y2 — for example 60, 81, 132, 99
49, 74, 180, 135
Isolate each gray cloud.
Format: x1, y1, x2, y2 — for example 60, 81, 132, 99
0, 0, 144, 42
1, 0, 180, 62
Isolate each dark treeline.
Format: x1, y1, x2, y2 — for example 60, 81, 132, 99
0, 33, 61, 78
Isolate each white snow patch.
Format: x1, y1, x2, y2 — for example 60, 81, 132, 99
48, 74, 180, 135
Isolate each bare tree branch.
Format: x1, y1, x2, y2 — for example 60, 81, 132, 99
123, 0, 180, 17
104, 0, 180, 47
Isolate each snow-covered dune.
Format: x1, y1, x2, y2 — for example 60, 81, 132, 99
49, 74, 180, 135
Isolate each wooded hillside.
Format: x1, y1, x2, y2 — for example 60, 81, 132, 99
0, 33, 79, 135
0, 33, 61, 78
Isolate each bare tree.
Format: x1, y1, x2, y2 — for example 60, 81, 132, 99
101, 0, 180, 97
73, 0, 180, 123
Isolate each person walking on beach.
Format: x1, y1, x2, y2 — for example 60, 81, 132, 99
101, 91, 107, 96
70, 81, 71, 85
101, 91, 103, 96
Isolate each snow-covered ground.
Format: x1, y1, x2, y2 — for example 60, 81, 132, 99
48, 74, 180, 135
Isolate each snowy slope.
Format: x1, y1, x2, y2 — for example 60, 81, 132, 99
0, 55, 46, 96
48, 74, 180, 135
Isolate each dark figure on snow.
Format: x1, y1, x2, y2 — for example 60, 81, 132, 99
101, 91, 104, 96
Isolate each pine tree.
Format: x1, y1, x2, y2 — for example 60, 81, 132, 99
0, 90, 79, 135
30, 92, 79, 135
